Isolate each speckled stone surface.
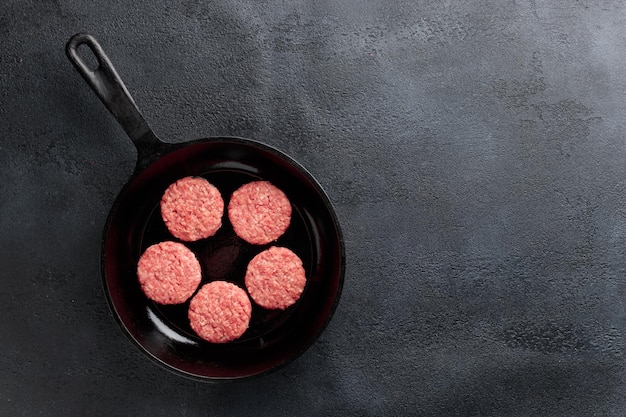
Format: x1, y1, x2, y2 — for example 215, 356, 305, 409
1, 1, 626, 415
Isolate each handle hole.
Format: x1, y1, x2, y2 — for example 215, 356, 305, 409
76, 43, 100, 72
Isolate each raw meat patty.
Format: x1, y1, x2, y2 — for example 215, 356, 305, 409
188, 281, 252, 343
245, 246, 306, 310
228, 181, 291, 245
137, 241, 202, 305
160, 176, 224, 242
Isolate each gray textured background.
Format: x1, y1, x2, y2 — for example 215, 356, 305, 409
1, 0, 626, 415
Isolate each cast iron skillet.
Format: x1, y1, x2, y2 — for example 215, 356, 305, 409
65, 33, 345, 381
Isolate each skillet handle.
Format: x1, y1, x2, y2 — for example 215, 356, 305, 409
66, 33, 162, 163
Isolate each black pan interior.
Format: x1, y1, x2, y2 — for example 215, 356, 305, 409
102, 137, 344, 380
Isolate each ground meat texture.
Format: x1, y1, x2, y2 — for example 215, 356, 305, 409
228, 181, 291, 245
188, 281, 252, 343
160, 176, 224, 242
137, 241, 202, 305
245, 246, 306, 310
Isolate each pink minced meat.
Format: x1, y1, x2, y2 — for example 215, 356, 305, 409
188, 281, 252, 343
137, 241, 202, 304
245, 246, 306, 310
160, 176, 224, 242
227, 181, 291, 245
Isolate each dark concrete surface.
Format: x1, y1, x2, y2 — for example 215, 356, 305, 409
1, 0, 626, 415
